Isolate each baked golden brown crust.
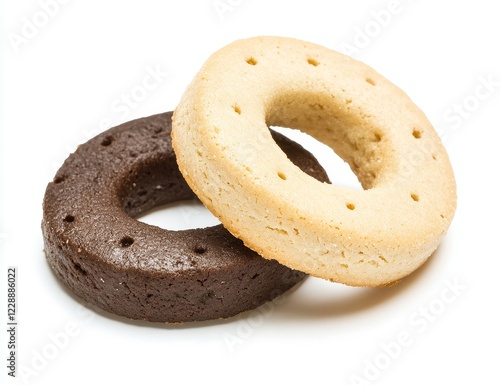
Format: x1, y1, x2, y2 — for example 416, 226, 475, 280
172, 36, 457, 287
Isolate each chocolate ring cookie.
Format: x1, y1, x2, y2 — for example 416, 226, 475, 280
172, 36, 457, 287
42, 112, 329, 322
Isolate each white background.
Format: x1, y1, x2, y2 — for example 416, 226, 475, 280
1, 1, 499, 384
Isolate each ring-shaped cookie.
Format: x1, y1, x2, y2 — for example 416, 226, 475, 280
42, 112, 329, 322
172, 36, 457, 287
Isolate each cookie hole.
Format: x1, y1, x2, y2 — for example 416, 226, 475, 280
412, 129, 422, 139
411, 193, 419, 202
246, 57, 257, 65
53, 176, 65, 184
63, 215, 75, 223
346, 203, 356, 210
73, 262, 87, 275
372, 132, 382, 142
120, 236, 134, 248
440, 214, 445, 219
277, 171, 287, 180
101, 136, 113, 146
232, 104, 241, 114
432, 154, 437, 160
136, 199, 220, 231
366, 78, 376, 86
307, 58, 319, 66
345, 99, 352, 105
194, 245, 207, 254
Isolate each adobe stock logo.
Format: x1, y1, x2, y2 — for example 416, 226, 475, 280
212, 0, 244, 21
349, 277, 466, 385
339, 0, 414, 56
8, 0, 72, 54
440, 74, 500, 138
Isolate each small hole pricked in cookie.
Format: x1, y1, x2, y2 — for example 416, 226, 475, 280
120, 236, 134, 248
246, 57, 257, 65
232, 104, 241, 114
194, 245, 207, 254
277, 171, 287, 180
307, 58, 319, 66
101, 135, 113, 146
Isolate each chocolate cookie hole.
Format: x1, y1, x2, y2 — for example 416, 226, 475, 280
246, 57, 257, 65
120, 236, 134, 248
73, 262, 87, 275
101, 136, 113, 146
194, 245, 207, 254
64, 215, 75, 223
53, 176, 65, 184
307, 58, 319, 66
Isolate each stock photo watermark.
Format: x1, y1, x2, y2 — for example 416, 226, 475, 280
6, 268, 17, 379
223, 270, 301, 353
17, 304, 98, 384
7, 0, 72, 54
440, 73, 499, 141
212, 0, 244, 21
81, 64, 169, 140
348, 277, 466, 385
48, 63, 169, 175
339, 0, 415, 57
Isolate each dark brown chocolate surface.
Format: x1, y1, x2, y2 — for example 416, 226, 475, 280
42, 112, 330, 323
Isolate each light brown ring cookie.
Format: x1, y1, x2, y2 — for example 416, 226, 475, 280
172, 36, 456, 287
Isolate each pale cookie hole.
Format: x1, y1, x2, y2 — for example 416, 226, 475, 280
307, 58, 319, 66
412, 129, 422, 139
277, 171, 287, 180
232, 104, 241, 114
246, 57, 257, 65
346, 203, 355, 210
411, 193, 419, 202
366, 78, 376, 86
372, 132, 382, 142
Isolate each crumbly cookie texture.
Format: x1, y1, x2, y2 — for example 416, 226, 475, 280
42, 112, 330, 322
172, 36, 457, 287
